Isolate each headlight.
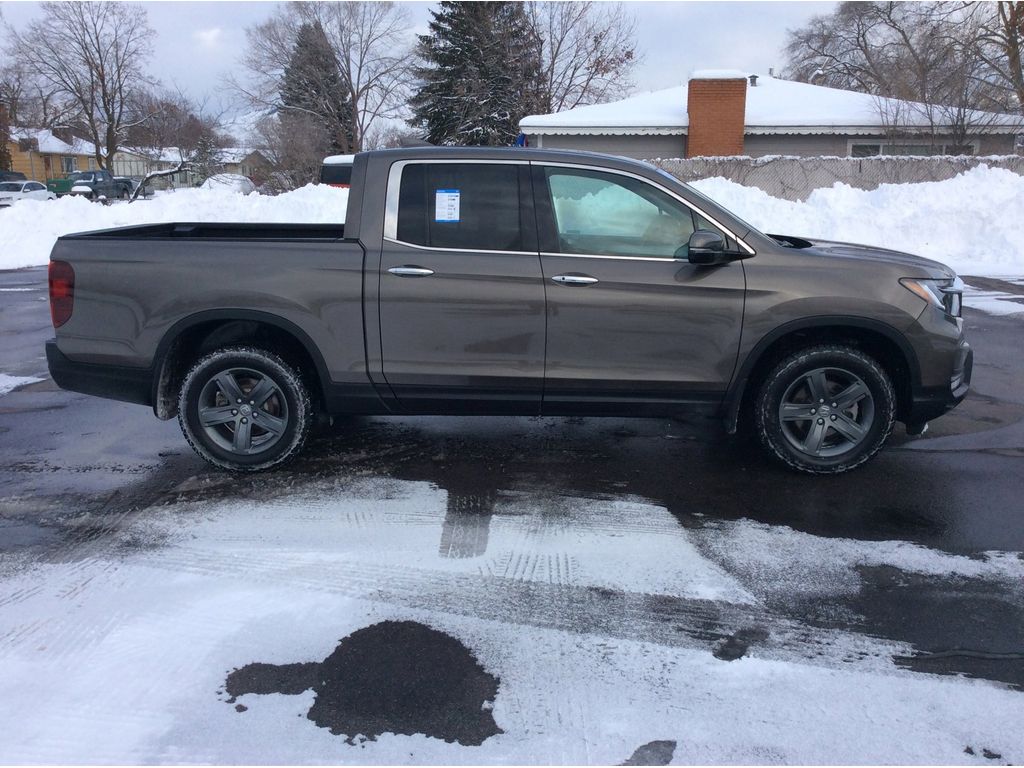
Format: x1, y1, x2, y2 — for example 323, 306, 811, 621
900, 277, 962, 318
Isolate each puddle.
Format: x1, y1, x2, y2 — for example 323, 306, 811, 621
225, 620, 502, 745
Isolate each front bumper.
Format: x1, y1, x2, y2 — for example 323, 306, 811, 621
46, 339, 153, 407
906, 340, 973, 425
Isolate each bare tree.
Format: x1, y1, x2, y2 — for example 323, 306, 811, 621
528, 1, 639, 113
231, 1, 413, 151
784, 2, 1021, 152
8, 2, 156, 168
973, 1, 1024, 116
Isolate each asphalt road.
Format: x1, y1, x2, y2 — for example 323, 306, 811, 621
1, 265, 1022, 763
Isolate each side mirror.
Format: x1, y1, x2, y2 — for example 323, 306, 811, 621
685, 229, 726, 265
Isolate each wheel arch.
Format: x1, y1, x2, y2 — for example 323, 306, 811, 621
151, 309, 332, 420
723, 316, 920, 433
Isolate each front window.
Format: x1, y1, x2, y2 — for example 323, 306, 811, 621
61, 156, 77, 173
543, 167, 701, 259
396, 163, 526, 251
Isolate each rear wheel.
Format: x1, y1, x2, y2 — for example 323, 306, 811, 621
755, 345, 896, 474
178, 346, 313, 471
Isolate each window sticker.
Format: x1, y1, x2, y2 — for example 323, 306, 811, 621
434, 189, 460, 222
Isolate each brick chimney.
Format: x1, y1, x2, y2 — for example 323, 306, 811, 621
685, 71, 747, 158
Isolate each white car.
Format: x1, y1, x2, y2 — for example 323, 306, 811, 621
0, 180, 57, 206
199, 173, 256, 195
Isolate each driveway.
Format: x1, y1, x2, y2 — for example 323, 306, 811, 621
1, 267, 1022, 764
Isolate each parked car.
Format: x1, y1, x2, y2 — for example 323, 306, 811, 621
320, 154, 355, 188
0, 170, 28, 183
48, 170, 129, 200
45, 147, 971, 474
116, 176, 153, 199
200, 173, 256, 195
0, 180, 57, 206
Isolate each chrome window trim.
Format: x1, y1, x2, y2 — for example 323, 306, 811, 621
383, 236, 536, 257
383, 158, 530, 244
541, 251, 675, 263
535, 160, 756, 256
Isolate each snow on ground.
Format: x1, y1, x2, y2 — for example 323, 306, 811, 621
0, 184, 350, 271
1, 165, 1022, 281
0, 478, 1022, 763
0, 374, 41, 396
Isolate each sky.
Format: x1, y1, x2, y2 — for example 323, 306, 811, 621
1, 0, 837, 115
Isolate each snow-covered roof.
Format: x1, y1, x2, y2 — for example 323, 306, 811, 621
323, 154, 356, 165
10, 127, 98, 156
218, 146, 269, 164
521, 74, 1023, 136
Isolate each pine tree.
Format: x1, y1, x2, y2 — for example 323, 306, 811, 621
408, 1, 543, 146
280, 21, 355, 154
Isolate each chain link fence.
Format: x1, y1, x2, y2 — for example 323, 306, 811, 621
651, 155, 1024, 201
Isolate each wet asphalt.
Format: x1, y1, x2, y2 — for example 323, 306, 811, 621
1, 265, 1023, 757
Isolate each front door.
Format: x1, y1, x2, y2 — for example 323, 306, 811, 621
377, 161, 546, 414
534, 164, 747, 414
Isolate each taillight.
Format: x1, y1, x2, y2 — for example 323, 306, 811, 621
49, 260, 75, 328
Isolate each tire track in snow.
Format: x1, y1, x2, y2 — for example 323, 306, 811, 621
130, 544, 911, 675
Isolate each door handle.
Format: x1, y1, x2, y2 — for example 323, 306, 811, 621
551, 274, 599, 286
388, 266, 435, 277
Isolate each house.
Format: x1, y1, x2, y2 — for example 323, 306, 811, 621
111, 146, 272, 188
520, 70, 1023, 159
219, 147, 272, 184
6, 127, 99, 181
111, 147, 199, 188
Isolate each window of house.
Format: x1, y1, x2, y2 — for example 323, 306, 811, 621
543, 167, 698, 259
61, 156, 77, 173
850, 142, 977, 157
396, 163, 526, 252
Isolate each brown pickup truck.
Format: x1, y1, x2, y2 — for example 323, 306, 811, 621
46, 147, 971, 473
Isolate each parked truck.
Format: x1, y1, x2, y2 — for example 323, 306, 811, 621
46, 147, 971, 473
47, 169, 131, 200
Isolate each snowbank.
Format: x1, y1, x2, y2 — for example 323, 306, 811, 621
1, 166, 1022, 276
0, 184, 349, 271
691, 165, 1024, 276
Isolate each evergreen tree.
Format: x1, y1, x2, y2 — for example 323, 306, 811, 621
408, 1, 543, 146
280, 21, 355, 154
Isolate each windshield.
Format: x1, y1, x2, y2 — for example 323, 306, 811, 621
0, 182, 22, 192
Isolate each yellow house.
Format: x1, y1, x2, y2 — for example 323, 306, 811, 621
6, 127, 99, 181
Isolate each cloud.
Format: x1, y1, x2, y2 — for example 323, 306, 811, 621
192, 27, 223, 48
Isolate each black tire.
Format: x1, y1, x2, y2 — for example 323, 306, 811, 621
755, 345, 896, 474
178, 346, 313, 472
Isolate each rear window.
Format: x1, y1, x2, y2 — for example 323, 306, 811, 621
320, 164, 353, 186
0, 183, 21, 192
396, 163, 526, 252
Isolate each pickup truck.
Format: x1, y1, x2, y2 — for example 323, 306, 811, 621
45, 147, 971, 474
48, 169, 130, 200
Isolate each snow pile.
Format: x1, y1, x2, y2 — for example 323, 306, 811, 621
0, 374, 42, 397
1, 166, 1022, 276
0, 184, 349, 270
691, 164, 1024, 276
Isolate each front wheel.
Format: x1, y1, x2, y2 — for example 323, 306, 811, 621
755, 345, 896, 474
178, 346, 313, 471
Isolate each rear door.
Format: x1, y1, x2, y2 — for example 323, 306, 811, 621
377, 160, 546, 414
534, 163, 747, 413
